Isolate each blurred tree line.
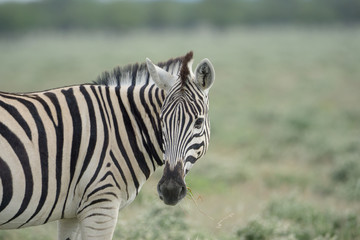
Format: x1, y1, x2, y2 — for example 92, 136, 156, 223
0, 0, 360, 33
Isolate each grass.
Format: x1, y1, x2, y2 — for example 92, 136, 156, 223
0, 26, 360, 239
237, 197, 360, 240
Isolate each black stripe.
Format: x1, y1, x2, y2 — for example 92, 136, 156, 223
155, 88, 163, 109
61, 88, 82, 218
104, 88, 131, 198
84, 212, 109, 219
99, 171, 120, 190
0, 98, 32, 140
180, 105, 194, 150
127, 86, 150, 179
131, 64, 139, 86
185, 156, 197, 164
113, 67, 122, 86
98, 86, 112, 130
0, 157, 13, 212
109, 151, 129, 199
73, 86, 97, 194
84, 225, 113, 231
31, 95, 56, 124
139, 84, 163, 168
86, 183, 114, 201
115, 88, 140, 193
62, 88, 82, 181
148, 84, 164, 155
187, 142, 205, 152
145, 68, 150, 85
192, 83, 204, 100
79, 86, 109, 205
137, 85, 156, 170
77, 198, 111, 215
192, 100, 203, 114
179, 128, 194, 156
187, 97, 202, 116
0, 122, 33, 226
43, 92, 64, 223
0, 95, 49, 226
20, 97, 49, 227
99, 192, 117, 198
106, 88, 137, 197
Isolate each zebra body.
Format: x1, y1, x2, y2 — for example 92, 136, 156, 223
0, 52, 215, 239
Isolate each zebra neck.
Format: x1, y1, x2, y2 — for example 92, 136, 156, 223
110, 84, 165, 178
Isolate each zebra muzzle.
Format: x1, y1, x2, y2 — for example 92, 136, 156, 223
157, 161, 187, 206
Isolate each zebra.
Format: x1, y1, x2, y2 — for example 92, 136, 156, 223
0, 51, 215, 239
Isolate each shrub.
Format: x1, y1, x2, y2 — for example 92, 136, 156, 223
331, 157, 360, 200
237, 198, 360, 240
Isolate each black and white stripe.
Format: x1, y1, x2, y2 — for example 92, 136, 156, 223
0, 52, 215, 239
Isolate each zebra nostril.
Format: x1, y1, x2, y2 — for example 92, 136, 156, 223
157, 182, 164, 200
180, 186, 187, 199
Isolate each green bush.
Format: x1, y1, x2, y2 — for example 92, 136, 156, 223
237, 198, 360, 240
331, 157, 360, 200
237, 219, 275, 240
332, 158, 360, 183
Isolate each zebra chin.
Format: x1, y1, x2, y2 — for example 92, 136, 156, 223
157, 161, 187, 206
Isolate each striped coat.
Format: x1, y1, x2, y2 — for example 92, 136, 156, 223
0, 51, 215, 239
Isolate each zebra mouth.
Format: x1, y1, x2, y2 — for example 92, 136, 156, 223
157, 161, 187, 206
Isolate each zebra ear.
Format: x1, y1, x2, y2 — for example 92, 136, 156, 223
194, 58, 215, 94
146, 58, 177, 92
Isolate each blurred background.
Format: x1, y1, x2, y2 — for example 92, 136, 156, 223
1, 0, 360, 239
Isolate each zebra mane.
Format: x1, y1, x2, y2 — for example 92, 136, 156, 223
179, 51, 193, 88
95, 54, 187, 87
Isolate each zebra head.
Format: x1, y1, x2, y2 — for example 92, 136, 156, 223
146, 52, 215, 205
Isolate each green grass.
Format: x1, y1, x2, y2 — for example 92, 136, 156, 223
1, 26, 360, 239
237, 197, 360, 240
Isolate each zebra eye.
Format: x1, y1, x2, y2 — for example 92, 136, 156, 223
194, 118, 204, 129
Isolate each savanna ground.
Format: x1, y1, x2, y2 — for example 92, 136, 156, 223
0, 26, 359, 240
